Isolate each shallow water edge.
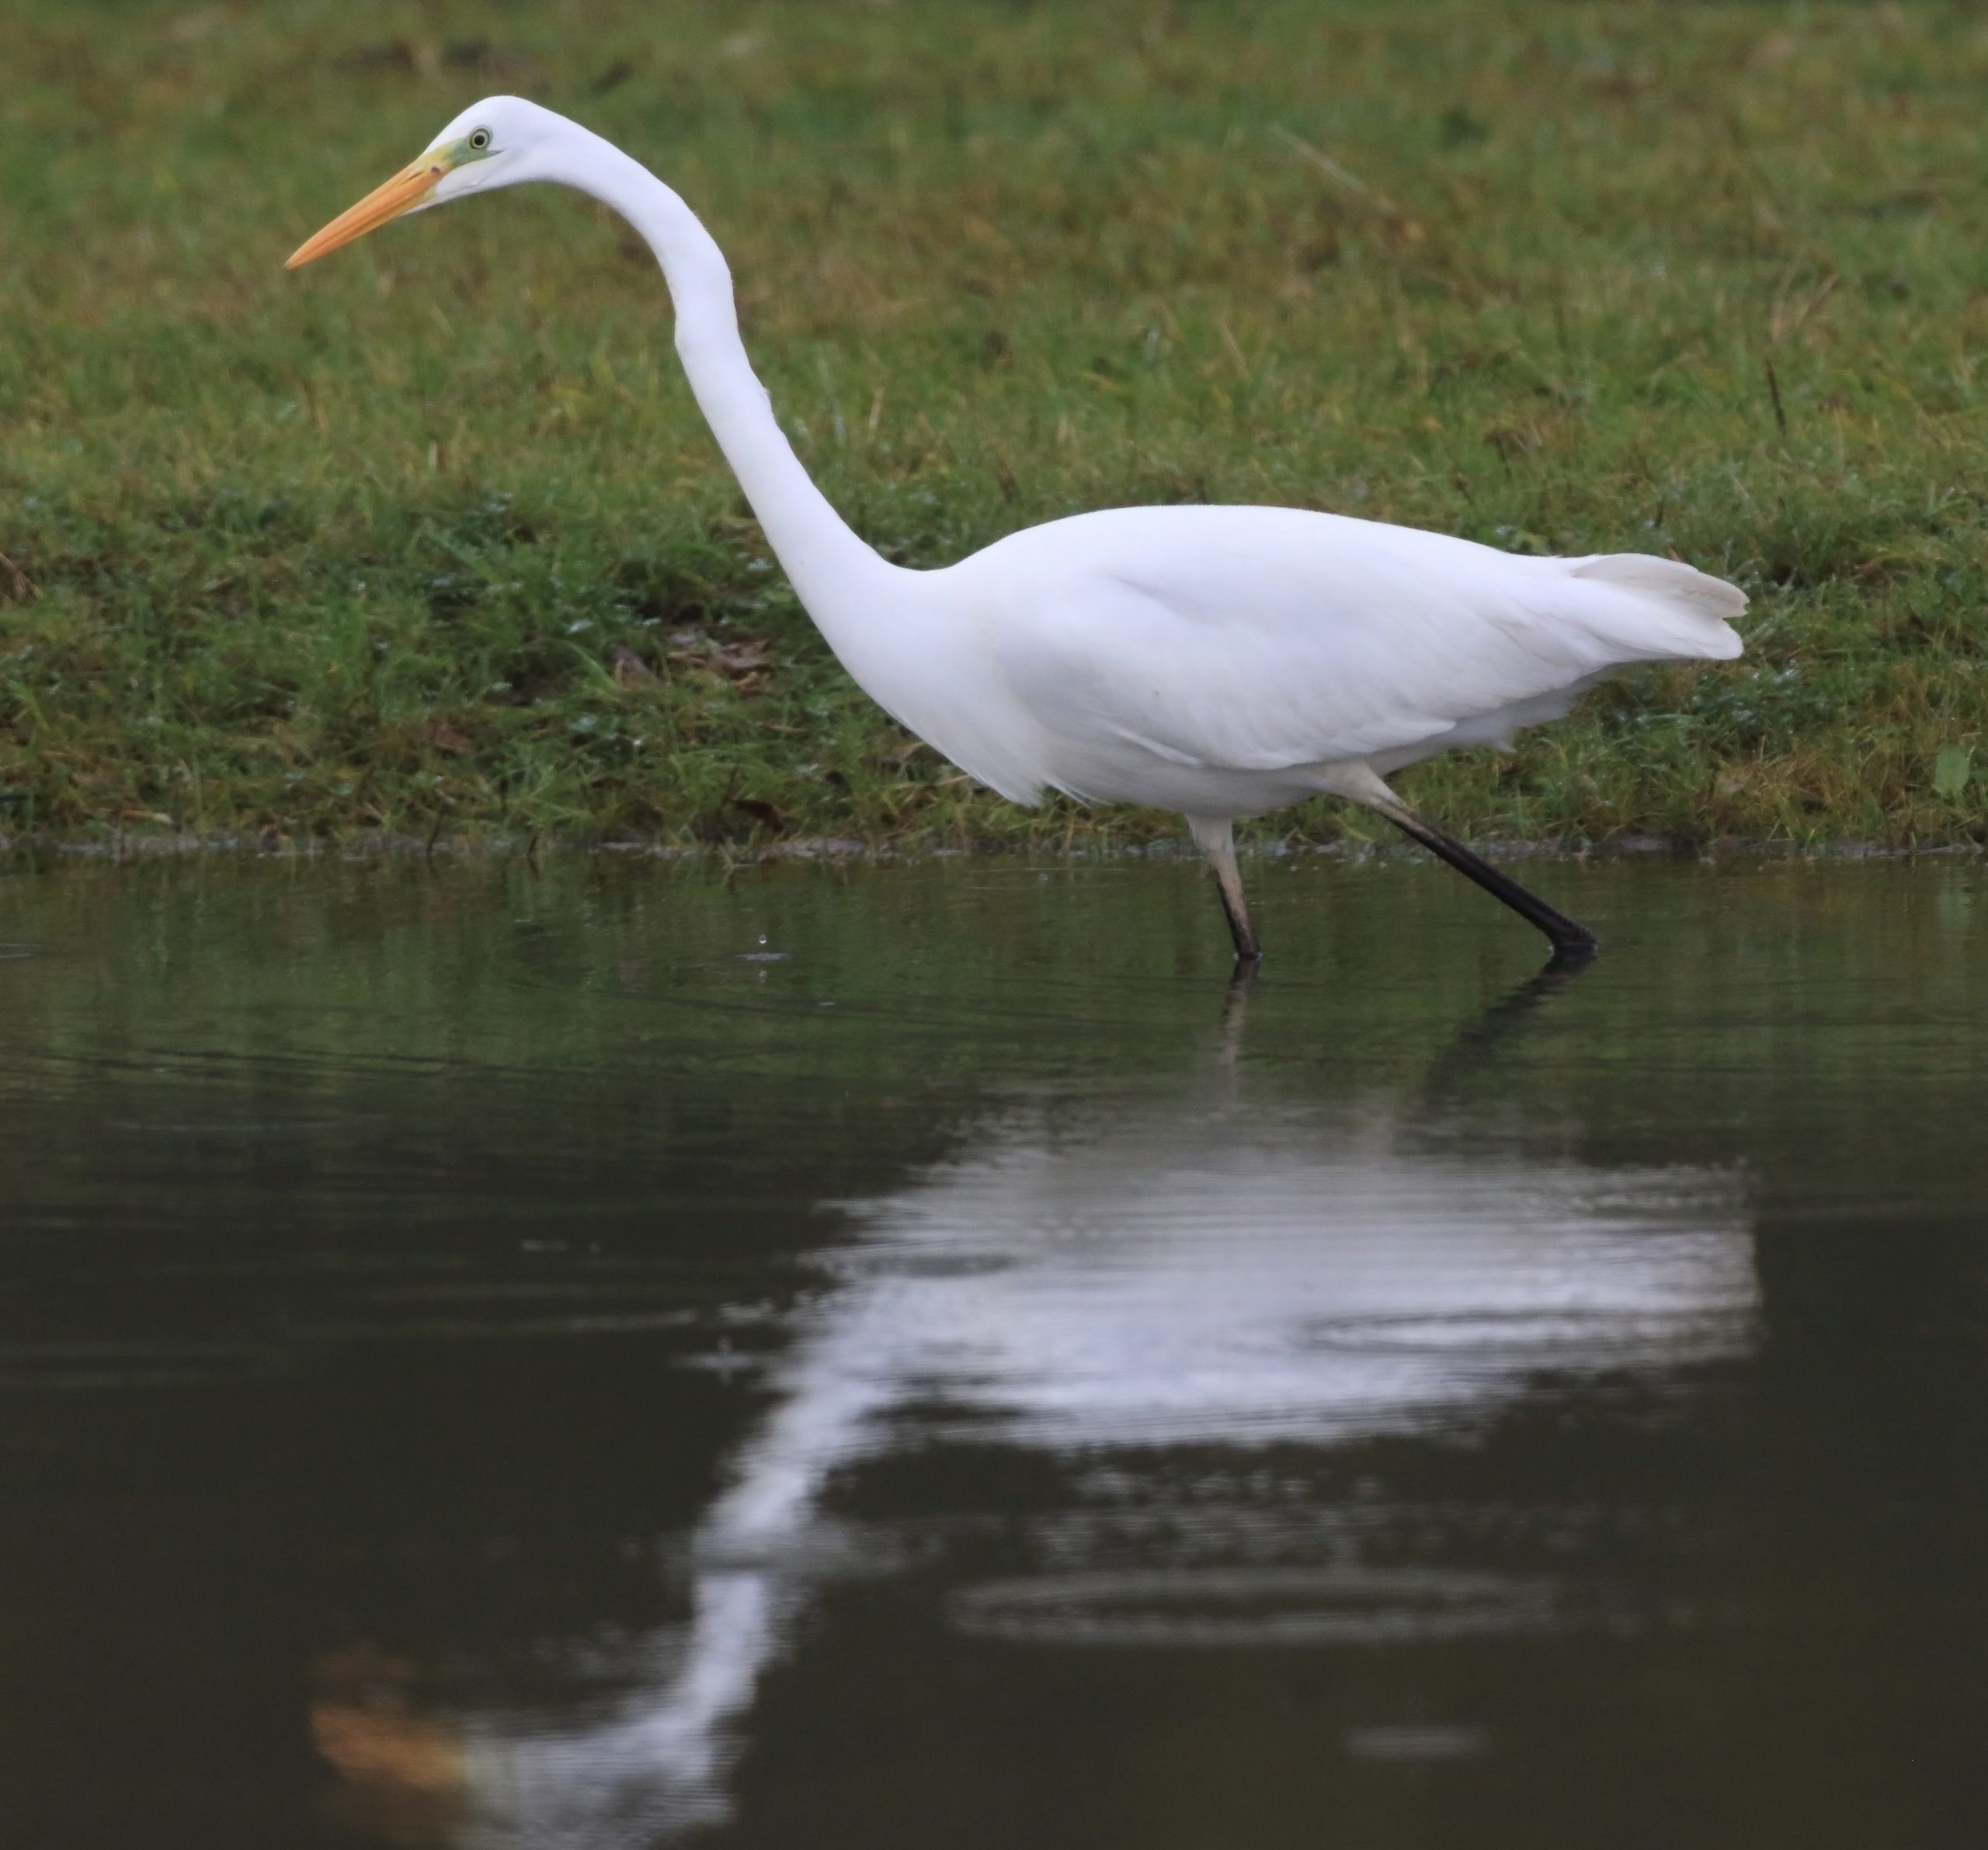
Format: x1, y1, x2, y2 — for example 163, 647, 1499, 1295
4, 828, 1980, 866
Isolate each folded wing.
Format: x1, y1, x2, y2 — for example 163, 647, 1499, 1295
992, 509, 1743, 780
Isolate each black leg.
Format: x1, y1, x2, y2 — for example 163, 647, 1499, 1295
1215, 869, 1263, 963
1368, 797, 1598, 962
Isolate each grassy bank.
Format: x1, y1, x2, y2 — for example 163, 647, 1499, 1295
4, 0, 1988, 850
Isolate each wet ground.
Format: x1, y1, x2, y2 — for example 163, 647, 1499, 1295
2, 850, 1985, 1848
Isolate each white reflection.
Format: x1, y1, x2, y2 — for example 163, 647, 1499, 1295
318, 993, 1757, 1847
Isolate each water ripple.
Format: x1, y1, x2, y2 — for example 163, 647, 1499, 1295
949, 1567, 1565, 1648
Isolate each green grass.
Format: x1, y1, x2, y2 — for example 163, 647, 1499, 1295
4, 0, 1988, 850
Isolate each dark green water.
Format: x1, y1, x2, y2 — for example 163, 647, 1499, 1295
2, 851, 1985, 1848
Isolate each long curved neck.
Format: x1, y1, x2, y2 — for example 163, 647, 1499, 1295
544, 127, 898, 617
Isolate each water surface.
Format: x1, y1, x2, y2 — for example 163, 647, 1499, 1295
2, 851, 1984, 1848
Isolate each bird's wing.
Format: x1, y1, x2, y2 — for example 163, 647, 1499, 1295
990, 512, 1743, 777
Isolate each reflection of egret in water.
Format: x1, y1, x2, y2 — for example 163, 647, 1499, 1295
316, 979, 1757, 1847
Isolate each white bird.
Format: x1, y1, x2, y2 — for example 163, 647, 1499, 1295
288, 97, 1746, 965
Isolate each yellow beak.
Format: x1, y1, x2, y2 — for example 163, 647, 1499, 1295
286, 154, 450, 270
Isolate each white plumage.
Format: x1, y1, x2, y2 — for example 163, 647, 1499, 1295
288, 96, 1745, 965
934, 506, 1743, 810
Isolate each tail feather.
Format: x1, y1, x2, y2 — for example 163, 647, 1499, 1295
1568, 552, 1746, 660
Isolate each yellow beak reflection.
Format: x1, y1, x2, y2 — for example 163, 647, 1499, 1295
286, 155, 450, 270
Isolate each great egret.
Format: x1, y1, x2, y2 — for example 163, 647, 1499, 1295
288, 97, 1746, 965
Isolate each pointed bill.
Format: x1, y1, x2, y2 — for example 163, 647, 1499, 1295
286, 155, 450, 270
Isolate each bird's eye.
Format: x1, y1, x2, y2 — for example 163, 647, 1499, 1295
468, 128, 492, 151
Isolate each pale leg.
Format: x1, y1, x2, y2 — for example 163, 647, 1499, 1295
1187, 816, 1262, 963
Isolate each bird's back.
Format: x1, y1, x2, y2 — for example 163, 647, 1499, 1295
930, 503, 1743, 811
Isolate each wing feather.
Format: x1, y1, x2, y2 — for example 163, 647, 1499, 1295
984, 509, 1743, 778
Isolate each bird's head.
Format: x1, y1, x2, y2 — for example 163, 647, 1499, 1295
286, 96, 563, 270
